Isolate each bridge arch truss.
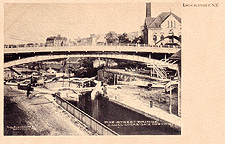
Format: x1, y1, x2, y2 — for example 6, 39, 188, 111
4, 53, 178, 71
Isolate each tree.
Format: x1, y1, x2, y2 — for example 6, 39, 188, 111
105, 31, 118, 44
132, 35, 144, 44
118, 33, 131, 44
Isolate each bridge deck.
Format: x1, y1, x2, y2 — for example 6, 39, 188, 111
4, 45, 180, 54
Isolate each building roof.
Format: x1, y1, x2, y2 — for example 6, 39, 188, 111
145, 17, 155, 27
46, 35, 67, 41
145, 12, 181, 29
169, 50, 181, 60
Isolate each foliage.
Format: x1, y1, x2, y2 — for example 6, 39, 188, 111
105, 31, 118, 44
118, 33, 131, 44
132, 35, 144, 44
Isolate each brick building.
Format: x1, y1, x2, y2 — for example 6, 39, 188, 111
142, 3, 181, 46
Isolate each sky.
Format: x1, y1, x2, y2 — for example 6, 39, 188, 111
4, 2, 181, 44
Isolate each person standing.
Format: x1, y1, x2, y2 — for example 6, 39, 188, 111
102, 85, 107, 97
27, 83, 32, 98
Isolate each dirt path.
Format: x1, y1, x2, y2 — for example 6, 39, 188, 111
4, 85, 93, 136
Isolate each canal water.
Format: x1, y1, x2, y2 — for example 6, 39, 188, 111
68, 93, 180, 135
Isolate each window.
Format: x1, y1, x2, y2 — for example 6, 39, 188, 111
168, 21, 169, 28
174, 21, 176, 28
153, 35, 157, 42
171, 21, 173, 28
169, 32, 174, 43
160, 35, 164, 40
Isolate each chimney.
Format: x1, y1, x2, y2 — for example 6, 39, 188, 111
146, 2, 151, 17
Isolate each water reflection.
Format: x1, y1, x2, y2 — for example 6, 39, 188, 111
71, 93, 180, 135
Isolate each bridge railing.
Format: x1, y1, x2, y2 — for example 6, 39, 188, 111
54, 94, 118, 135
4, 42, 181, 49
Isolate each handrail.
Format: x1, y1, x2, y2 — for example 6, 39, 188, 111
54, 94, 119, 135
4, 42, 181, 49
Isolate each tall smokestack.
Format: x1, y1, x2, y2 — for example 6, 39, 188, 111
146, 2, 151, 17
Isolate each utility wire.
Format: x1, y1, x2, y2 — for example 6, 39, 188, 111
6, 36, 40, 43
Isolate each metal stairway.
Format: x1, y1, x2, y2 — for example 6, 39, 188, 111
152, 63, 167, 79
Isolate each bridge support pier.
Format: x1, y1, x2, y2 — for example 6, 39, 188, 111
148, 53, 151, 59
151, 68, 153, 77
113, 74, 117, 85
